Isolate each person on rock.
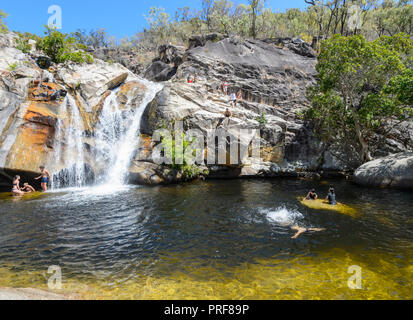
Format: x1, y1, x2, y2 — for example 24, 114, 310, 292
11, 175, 24, 196
219, 108, 232, 128
305, 189, 318, 200
21, 183, 35, 193
325, 187, 337, 205
35, 166, 51, 192
236, 89, 243, 103
230, 92, 237, 107
222, 81, 228, 95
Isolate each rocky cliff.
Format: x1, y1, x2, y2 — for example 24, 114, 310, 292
130, 37, 347, 184
1, 31, 411, 189
0, 32, 152, 190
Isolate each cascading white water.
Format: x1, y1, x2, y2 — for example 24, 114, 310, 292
51, 94, 86, 189
94, 80, 163, 186
51, 78, 162, 189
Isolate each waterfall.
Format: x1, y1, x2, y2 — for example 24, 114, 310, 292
51, 79, 162, 189
94, 80, 163, 186
51, 94, 86, 189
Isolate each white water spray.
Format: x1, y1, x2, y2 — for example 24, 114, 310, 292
52, 94, 86, 188
95, 80, 163, 186
51, 78, 162, 189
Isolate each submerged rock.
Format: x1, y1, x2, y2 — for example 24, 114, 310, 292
354, 152, 413, 189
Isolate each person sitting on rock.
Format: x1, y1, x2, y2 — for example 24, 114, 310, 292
291, 226, 326, 239
11, 175, 24, 196
224, 108, 232, 118
187, 74, 192, 83
35, 166, 51, 192
236, 89, 243, 102
305, 189, 318, 200
325, 187, 337, 205
21, 183, 35, 193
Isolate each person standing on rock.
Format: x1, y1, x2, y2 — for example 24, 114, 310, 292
230, 92, 237, 107
35, 166, 51, 192
222, 81, 228, 95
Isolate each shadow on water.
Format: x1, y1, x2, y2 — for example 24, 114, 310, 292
0, 179, 412, 299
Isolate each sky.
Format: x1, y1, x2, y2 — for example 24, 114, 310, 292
1, 0, 308, 39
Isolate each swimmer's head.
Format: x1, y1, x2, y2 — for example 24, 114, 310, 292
14, 175, 20, 180
24, 183, 28, 186
39, 165, 45, 170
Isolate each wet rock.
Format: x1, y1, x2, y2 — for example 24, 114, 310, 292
354, 152, 413, 189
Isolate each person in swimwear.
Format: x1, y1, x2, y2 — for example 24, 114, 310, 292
21, 183, 35, 193
11, 175, 24, 196
35, 166, 51, 192
305, 189, 318, 200
291, 226, 326, 239
325, 187, 337, 205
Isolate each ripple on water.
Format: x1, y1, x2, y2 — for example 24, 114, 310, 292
0, 179, 412, 299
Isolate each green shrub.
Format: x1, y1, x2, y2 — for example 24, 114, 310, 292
37, 26, 94, 64
161, 132, 208, 180
16, 37, 31, 54
256, 112, 268, 126
8, 62, 18, 71
0, 10, 7, 33
15, 32, 41, 53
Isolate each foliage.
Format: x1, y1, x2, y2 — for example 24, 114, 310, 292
37, 26, 93, 64
161, 133, 208, 180
256, 112, 268, 126
15, 32, 40, 53
71, 28, 109, 48
305, 33, 413, 165
0, 10, 7, 33
8, 62, 18, 71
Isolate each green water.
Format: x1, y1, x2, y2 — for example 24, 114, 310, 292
0, 179, 411, 299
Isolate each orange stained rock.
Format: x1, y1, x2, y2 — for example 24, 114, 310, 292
5, 122, 52, 172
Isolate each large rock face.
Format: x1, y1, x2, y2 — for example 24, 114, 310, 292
0, 32, 150, 190
136, 36, 328, 181
354, 152, 413, 189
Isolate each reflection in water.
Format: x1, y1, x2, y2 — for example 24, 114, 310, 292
0, 179, 412, 299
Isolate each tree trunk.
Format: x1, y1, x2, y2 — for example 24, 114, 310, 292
351, 106, 373, 163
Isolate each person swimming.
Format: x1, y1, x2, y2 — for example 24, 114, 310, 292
21, 183, 35, 193
35, 166, 51, 192
325, 187, 337, 205
305, 189, 318, 200
11, 175, 24, 196
291, 226, 326, 239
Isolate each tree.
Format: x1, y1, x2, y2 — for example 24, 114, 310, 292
305, 33, 413, 165
249, 0, 264, 39
38, 26, 93, 64
0, 10, 7, 33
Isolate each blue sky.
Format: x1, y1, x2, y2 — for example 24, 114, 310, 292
1, 0, 307, 39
